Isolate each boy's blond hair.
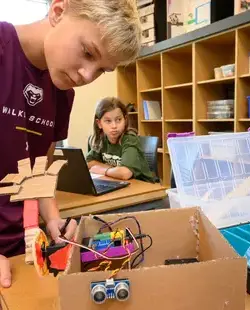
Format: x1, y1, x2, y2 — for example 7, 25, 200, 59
68, 0, 142, 65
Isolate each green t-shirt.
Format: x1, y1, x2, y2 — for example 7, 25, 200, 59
86, 134, 155, 183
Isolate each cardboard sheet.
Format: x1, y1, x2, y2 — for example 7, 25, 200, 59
32, 156, 48, 176
0, 174, 26, 184
0, 157, 67, 202
0, 185, 21, 195
18, 158, 32, 178
47, 160, 67, 176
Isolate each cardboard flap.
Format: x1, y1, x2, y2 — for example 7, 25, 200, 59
32, 156, 48, 176
18, 158, 32, 178
64, 217, 86, 275
0, 173, 26, 184
199, 211, 239, 260
0, 185, 21, 195
59, 257, 247, 310
46, 160, 67, 176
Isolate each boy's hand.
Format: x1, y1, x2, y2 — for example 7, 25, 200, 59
0, 255, 11, 288
46, 218, 77, 243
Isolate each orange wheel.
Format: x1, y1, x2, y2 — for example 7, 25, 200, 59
32, 229, 49, 276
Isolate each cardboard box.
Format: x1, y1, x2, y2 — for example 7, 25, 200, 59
58, 207, 247, 310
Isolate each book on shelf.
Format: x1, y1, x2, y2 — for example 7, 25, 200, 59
143, 100, 162, 120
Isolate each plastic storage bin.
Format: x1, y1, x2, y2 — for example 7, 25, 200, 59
207, 99, 234, 119
221, 64, 235, 77
167, 188, 180, 209
220, 223, 250, 293
167, 132, 250, 228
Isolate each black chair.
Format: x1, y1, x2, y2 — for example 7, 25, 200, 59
87, 134, 159, 181
138, 135, 159, 181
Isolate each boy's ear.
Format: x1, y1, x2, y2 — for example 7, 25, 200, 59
48, 0, 68, 27
96, 119, 102, 129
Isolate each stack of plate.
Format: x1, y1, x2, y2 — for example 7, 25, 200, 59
207, 100, 234, 119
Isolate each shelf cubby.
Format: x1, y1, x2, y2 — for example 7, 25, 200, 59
236, 78, 250, 119
140, 122, 163, 148
195, 31, 235, 82
195, 82, 235, 120
128, 114, 138, 130
196, 121, 234, 135
137, 54, 161, 91
165, 122, 193, 133
138, 89, 162, 123
197, 77, 235, 85
162, 44, 192, 87
117, 64, 137, 106
237, 25, 250, 76
117, 63, 138, 131
163, 87, 193, 120
237, 120, 250, 132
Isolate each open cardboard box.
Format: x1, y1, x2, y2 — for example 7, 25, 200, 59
59, 207, 247, 310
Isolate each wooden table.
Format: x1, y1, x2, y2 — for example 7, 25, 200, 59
56, 179, 167, 218
1, 255, 250, 310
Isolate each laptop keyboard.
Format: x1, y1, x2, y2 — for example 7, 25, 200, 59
95, 183, 114, 191
93, 179, 128, 193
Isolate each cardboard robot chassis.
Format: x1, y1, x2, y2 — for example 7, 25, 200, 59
0, 157, 248, 309
59, 207, 247, 310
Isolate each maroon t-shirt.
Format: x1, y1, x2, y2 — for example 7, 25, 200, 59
0, 22, 75, 257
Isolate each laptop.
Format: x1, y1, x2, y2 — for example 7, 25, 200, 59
53, 146, 130, 196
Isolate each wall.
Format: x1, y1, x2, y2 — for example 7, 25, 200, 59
67, 71, 117, 154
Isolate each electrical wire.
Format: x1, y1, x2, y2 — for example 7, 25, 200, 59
131, 234, 153, 269
108, 241, 132, 279
98, 216, 145, 266
58, 227, 139, 261
92, 215, 112, 232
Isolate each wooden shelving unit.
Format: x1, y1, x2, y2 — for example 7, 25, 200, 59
116, 23, 250, 187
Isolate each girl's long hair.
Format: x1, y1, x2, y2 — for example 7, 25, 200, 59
90, 97, 137, 151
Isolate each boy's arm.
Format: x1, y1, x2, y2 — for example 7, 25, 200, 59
39, 142, 60, 222
39, 142, 76, 241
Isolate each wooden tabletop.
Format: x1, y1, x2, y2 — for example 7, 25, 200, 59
1, 255, 250, 310
0, 255, 58, 310
56, 179, 167, 218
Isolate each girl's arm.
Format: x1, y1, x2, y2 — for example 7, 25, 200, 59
87, 145, 133, 180
105, 166, 133, 180
88, 160, 133, 180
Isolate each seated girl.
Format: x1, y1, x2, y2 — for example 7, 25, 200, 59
86, 97, 155, 183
